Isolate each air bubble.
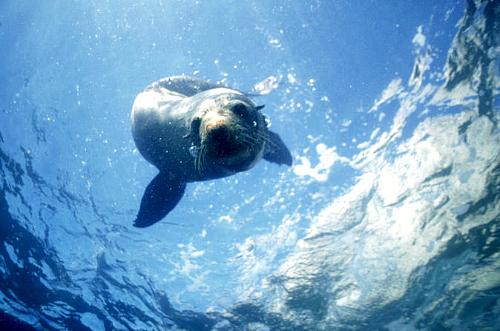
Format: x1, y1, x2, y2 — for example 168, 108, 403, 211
189, 144, 199, 157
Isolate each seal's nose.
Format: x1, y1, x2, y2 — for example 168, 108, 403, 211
208, 125, 229, 142
206, 124, 240, 158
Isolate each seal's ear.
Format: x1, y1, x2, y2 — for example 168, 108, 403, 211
263, 131, 293, 166
134, 173, 186, 228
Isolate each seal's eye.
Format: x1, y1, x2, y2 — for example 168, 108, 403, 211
191, 117, 202, 134
185, 117, 202, 143
232, 104, 249, 120
231, 103, 259, 129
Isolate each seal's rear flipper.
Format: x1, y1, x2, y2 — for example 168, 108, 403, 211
134, 173, 186, 228
263, 131, 293, 166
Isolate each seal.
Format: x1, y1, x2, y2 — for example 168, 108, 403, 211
131, 76, 292, 227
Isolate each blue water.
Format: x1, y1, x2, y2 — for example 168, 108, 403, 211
1, 0, 499, 330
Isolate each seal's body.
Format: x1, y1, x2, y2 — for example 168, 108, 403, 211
131, 76, 292, 227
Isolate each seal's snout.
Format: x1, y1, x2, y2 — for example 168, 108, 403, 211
208, 125, 229, 142
205, 118, 231, 144
206, 123, 239, 158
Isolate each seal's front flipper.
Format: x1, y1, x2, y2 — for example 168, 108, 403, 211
134, 173, 186, 228
263, 131, 293, 166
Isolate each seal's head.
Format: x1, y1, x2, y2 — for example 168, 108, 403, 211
192, 92, 268, 173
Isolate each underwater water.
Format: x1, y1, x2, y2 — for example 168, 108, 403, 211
1, 0, 499, 330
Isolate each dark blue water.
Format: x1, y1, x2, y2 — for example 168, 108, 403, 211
1, 0, 499, 330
